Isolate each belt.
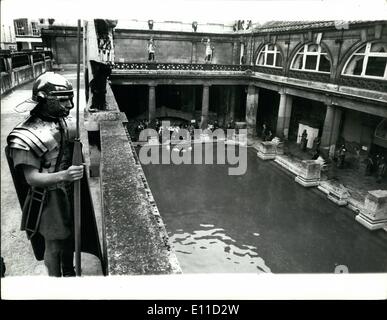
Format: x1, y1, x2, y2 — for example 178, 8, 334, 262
46, 181, 72, 191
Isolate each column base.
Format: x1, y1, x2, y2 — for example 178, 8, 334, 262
317, 183, 349, 206
355, 214, 387, 231
327, 193, 348, 206
295, 176, 320, 187
257, 151, 276, 160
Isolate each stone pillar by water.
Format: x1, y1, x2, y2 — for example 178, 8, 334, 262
283, 95, 293, 139
191, 86, 196, 118
330, 107, 342, 157
356, 190, 387, 230
229, 86, 236, 122
321, 105, 335, 147
295, 160, 321, 187
321, 105, 342, 157
276, 90, 287, 138
148, 84, 156, 122
245, 84, 259, 138
200, 84, 210, 129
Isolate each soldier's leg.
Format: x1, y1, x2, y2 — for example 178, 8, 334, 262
61, 237, 75, 277
44, 239, 62, 277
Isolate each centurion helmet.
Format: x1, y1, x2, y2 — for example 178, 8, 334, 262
15, 72, 74, 113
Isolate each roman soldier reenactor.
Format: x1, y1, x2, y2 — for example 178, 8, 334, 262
6, 72, 104, 277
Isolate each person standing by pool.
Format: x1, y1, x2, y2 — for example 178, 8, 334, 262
376, 155, 386, 183
300, 129, 308, 151
337, 145, 347, 168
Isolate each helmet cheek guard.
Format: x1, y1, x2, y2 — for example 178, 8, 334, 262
35, 91, 48, 103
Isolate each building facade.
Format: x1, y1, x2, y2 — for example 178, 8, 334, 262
101, 20, 386, 159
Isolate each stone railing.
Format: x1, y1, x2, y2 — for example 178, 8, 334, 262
254, 65, 284, 76
0, 50, 53, 95
112, 62, 249, 72
339, 76, 387, 92
85, 85, 181, 275
288, 70, 332, 84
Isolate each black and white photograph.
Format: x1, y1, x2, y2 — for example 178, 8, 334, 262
1, 0, 387, 302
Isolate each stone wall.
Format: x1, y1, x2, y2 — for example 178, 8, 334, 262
99, 118, 181, 274
114, 30, 236, 64
53, 36, 82, 65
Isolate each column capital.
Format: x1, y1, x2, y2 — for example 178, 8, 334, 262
247, 84, 259, 94
325, 103, 335, 110
278, 87, 287, 95
148, 82, 157, 87
202, 82, 211, 87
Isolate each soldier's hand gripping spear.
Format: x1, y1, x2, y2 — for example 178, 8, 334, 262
72, 19, 83, 276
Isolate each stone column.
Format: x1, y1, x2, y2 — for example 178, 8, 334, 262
245, 84, 259, 138
29, 53, 36, 78
148, 84, 156, 122
283, 95, 293, 139
200, 84, 210, 129
356, 190, 387, 230
41, 53, 46, 72
321, 105, 342, 157
276, 90, 287, 138
7, 56, 15, 87
330, 107, 343, 156
191, 86, 196, 118
321, 105, 335, 150
229, 86, 236, 122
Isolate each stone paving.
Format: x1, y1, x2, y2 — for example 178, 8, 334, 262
1, 71, 103, 276
248, 136, 387, 219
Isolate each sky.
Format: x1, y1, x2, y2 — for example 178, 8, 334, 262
1, 0, 387, 26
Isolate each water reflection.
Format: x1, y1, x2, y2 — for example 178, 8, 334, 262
169, 223, 271, 273
140, 146, 387, 273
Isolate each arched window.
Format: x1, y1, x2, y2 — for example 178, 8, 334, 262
342, 42, 387, 80
256, 44, 283, 68
290, 44, 331, 73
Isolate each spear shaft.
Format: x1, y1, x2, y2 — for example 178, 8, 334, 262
72, 19, 82, 276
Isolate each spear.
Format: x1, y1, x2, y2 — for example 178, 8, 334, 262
72, 19, 82, 276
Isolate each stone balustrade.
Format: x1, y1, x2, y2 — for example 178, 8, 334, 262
356, 190, 387, 230
112, 62, 248, 72
1, 50, 53, 95
294, 160, 321, 187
